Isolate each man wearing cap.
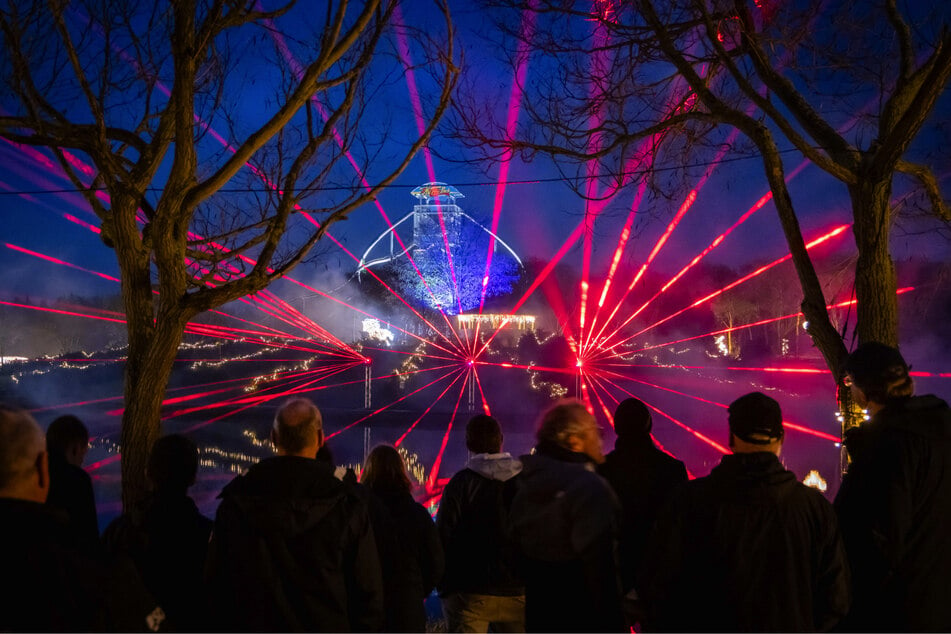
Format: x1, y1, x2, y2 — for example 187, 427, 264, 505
641, 392, 850, 632
835, 342, 951, 631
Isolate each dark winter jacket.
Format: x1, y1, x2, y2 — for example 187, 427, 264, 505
510, 441, 625, 632
641, 452, 850, 632
46, 451, 99, 548
205, 455, 384, 632
0, 497, 166, 632
367, 487, 444, 632
834, 394, 951, 632
437, 452, 524, 597
102, 490, 213, 631
597, 436, 687, 592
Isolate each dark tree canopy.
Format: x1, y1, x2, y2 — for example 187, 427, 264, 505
453, 0, 950, 429
0, 0, 458, 505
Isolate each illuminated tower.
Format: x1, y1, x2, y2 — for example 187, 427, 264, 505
410, 182, 464, 256
357, 182, 523, 313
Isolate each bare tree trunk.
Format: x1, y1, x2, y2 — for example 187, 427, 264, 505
850, 177, 900, 347
120, 366, 163, 508
120, 315, 186, 508
755, 129, 850, 377
114, 191, 191, 507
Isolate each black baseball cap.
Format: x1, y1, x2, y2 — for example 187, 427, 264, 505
728, 392, 784, 445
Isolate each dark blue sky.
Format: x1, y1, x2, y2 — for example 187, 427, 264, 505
0, 0, 947, 309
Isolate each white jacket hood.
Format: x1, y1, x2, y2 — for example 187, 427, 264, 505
467, 452, 523, 482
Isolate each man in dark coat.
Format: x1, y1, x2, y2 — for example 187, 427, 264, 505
835, 342, 951, 631
641, 392, 850, 632
597, 397, 687, 595
0, 404, 166, 632
206, 397, 384, 632
103, 433, 213, 631
45, 413, 99, 548
438, 414, 525, 632
510, 399, 625, 633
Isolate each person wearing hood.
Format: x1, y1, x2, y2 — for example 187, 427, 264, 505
640, 392, 850, 632
437, 414, 525, 632
834, 342, 951, 631
205, 398, 383, 632
509, 399, 626, 633
597, 397, 687, 597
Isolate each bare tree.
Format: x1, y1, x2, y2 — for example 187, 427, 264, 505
453, 0, 949, 428
0, 1, 457, 506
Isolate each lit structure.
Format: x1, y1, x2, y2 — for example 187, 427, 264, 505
357, 182, 524, 313
802, 470, 828, 493
361, 318, 394, 345
456, 313, 536, 330
456, 313, 535, 348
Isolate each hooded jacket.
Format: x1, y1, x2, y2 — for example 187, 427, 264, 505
437, 452, 524, 596
642, 452, 850, 632
205, 455, 383, 632
509, 442, 625, 632
834, 394, 951, 632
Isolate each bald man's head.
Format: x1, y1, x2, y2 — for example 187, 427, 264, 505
272, 398, 323, 458
0, 406, 49, 502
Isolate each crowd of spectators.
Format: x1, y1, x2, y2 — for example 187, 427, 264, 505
0, 341, 948, 632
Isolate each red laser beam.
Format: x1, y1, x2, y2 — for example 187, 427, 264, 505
394, 370, 469, 447
0, 300, 126, 323
474, 219, 587, 358
326, 366, 466, 440
283, 276, 464, 359
582, 373, 695, 477
476, 3, 537, 323
587, 189, 700, 353
639, 286, 916, 351
592, 370, 729, 454
163, 363, 363, 421
471, 365, 492, 416
594, 183, 646, 312
265, 25, 471, 352
597, 367, 841, 442
5, 243, 120, 282
594, 162, 813, 353
427, 370, 471, 490
596, 223, 850, 358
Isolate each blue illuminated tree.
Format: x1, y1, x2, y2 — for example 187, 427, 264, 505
390, 217, 521, 314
